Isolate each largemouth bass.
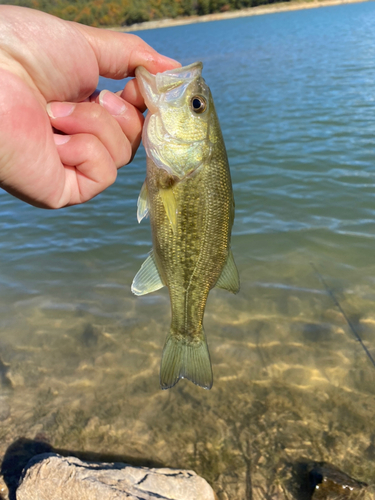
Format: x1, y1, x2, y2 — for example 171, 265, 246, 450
132, 62, 239, 390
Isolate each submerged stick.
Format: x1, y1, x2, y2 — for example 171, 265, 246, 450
311, 262, 375, 369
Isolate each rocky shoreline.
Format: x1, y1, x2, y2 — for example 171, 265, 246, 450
2, 449, 371, 500
111, 0, 369, 32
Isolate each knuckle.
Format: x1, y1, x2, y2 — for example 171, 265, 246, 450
106, 165, 118, 186
117, 140, 132, 168
83, 133, 101, 157
126, 33, 143, 45
84, 135, 117, 183
85, 102, 105, 121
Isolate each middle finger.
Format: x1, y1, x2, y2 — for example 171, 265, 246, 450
47, 100, 132, 168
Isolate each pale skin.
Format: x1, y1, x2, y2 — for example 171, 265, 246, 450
0, 6, 180, 208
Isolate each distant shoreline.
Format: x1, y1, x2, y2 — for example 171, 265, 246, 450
111, 0, 370, 32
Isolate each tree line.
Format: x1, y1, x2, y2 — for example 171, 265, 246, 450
2, 0, 289, 27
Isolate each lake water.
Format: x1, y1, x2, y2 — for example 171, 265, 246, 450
1, 2, 375, 499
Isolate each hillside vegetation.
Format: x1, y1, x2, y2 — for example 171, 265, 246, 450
1, 0, 289, 27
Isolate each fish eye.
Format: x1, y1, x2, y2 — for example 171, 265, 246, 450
191, 96, 207, 114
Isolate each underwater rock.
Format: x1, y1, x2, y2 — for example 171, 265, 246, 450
309, 462, 368, 500
16, 453, 217, 500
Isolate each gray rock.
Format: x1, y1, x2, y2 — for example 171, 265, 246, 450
16, 452, 217, 500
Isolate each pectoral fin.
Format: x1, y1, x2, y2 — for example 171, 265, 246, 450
137, 181, 149, 223
215, 250, 240, 294
131, 251, 164, 296
159, 187, 177, 234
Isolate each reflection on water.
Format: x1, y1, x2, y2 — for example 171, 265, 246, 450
1, 2, 375, 499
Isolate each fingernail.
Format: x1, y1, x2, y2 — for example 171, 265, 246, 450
99, 90, 127, 116
53, 134, 71, 145
47, 102, 75, 119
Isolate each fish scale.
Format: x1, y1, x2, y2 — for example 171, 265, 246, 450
132, 62, 239, 390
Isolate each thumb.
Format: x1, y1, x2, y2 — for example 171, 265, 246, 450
74, 24, 181, 80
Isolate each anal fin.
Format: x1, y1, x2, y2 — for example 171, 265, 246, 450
215, 250, 240, 294
131, 251, 164, 296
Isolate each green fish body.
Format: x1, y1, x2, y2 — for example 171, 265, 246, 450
132, 62, 239, 390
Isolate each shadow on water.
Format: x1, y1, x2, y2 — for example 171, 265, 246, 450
0, 437, 166, 500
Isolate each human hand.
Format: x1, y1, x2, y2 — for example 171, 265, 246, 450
0, 6, 180, 208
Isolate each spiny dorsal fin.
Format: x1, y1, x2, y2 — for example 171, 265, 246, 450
131, 251, 164, 296
159, 187, 177, 234
215, 250, 240, 294
137, 181, 149, 223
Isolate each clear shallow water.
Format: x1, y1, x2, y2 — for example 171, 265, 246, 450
1, 3, 375, 498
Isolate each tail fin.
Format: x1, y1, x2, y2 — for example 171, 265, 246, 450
160, 329, 213, 390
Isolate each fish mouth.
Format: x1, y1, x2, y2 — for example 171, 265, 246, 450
156, 62, 203, 93
161, 61, 203, 75
154, 62, 203, 91
137, 61, 211, 179
136, 61, 203, 85
135, 62, 204, 110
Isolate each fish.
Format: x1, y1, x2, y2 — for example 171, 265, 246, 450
131, 62, 239, 390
